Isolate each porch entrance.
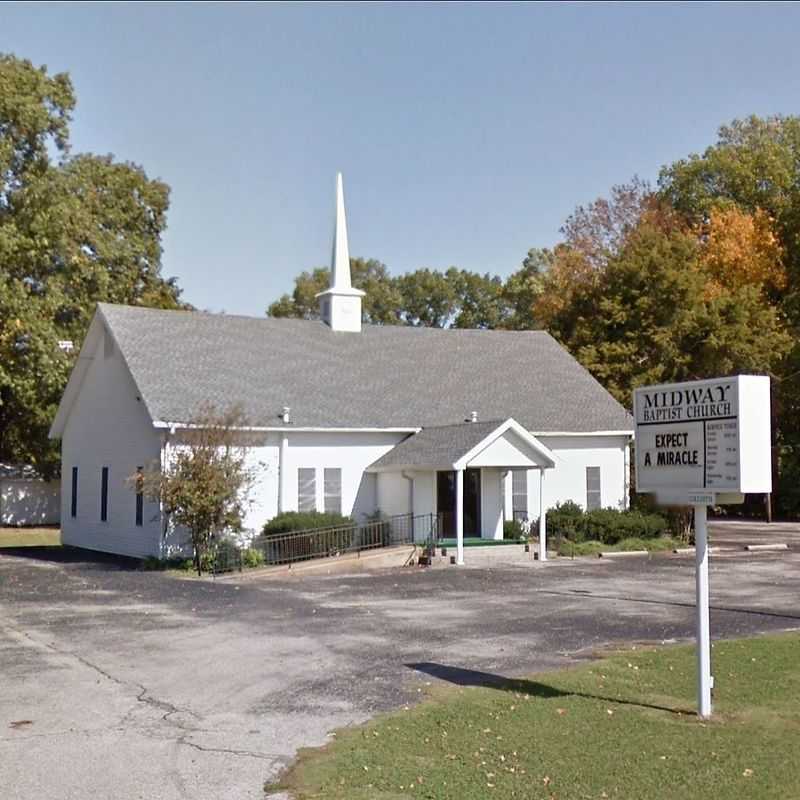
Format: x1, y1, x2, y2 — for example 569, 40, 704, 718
437, 468, 481, 538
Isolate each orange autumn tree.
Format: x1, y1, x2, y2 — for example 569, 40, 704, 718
697, 206, 787, 298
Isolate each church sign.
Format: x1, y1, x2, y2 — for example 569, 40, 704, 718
633, 375, 771, 504
633, 375, 772, 719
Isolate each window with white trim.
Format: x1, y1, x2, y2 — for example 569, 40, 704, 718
298, 468, 316, 512
324, 468, 342, 515
586, 466, 602, 511
512, 469, 528, 521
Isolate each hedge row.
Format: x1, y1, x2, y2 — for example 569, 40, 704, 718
261, 511, 354, 537
547, 501, 667, 545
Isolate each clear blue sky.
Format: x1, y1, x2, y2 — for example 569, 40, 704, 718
3, 2, 800, 315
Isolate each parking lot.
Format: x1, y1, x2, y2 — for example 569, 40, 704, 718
1, 521, 798, 800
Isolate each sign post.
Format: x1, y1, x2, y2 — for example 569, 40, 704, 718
694, 503, 712, 717
633, 375, 771, 718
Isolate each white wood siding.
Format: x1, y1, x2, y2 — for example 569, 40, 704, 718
241, 431, 405, 535
540, 435, 629, 512
60, 330, 162, 558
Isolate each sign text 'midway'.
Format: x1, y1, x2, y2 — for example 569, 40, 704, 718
639, 382, 734, 423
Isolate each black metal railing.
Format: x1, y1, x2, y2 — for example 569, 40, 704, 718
250, 512, 438, 567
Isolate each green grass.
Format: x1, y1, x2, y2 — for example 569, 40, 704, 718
267, 633, 800, 800
556, 536, 680, 557
0, 526, 61, 548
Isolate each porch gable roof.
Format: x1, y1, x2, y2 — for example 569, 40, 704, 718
366, 418, 556, 473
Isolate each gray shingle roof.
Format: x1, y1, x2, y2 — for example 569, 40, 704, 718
97, 303, 633, 432
368, 421, 507, 470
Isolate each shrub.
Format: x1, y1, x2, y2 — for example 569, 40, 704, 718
503, 519, 526, 540
547, 503, 668, 544
241, 547, 265, 568
589, 509, 637, 544
546, 501, 586, 541
262, 511, 354, 537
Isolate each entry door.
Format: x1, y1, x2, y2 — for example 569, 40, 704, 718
436, 469, 482, 538
437, 471, 456, 537
463, 468, 481, 537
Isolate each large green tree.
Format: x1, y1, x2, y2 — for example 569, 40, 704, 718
659, 115, 800, 514
0, 55, 183, 477
548, 223, 791, 404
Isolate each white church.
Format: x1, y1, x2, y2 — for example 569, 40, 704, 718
50, 175, 634, 561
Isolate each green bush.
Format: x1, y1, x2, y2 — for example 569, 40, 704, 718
262, 511, 354, 537
503, 519, 526, 540
546, 501, 586, 541
241, 547, 265, 568
547, 503, 667, 544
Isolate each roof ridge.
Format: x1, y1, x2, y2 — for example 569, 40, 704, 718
97, 302, 552, 336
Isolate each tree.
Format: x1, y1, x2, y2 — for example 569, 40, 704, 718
532, 180, 681, 335
548, 223, 792, 407
0, 54, 184, 476
267, 258, 402, 324
659, 115, 800, 515
698, 206, 787, 297
136, 406, 254, 575
396, 268, 459, 327
499, 248, 551, 330
450, 269, 510, 329
560, 176, 658, 270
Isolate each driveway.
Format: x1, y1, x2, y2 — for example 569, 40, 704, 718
1, 524, 798, 800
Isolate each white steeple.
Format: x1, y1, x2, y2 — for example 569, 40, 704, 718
317, 173, 365, 332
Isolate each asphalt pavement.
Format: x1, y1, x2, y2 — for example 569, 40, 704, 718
0, 521, 798, 800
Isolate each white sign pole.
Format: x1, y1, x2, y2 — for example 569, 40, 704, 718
694, 503, 712, 718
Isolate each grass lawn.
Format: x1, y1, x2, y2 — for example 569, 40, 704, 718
267, 633, 800, 800
0, 526, 61, 547
556, 536, 681, 557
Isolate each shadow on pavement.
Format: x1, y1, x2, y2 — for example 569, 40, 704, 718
0, 545, 142, 571
406, 661, 692, 716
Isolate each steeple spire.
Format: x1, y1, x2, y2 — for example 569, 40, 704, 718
317, 172, 365, 332
331, 172, 352, 290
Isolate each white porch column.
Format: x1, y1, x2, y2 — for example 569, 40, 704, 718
278, 433, 289, 513
538, 467, 547, 562
455, 468, 465, 565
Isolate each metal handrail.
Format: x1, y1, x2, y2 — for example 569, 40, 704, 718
251, 512, 437, 567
